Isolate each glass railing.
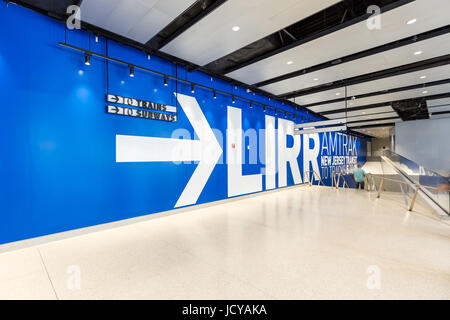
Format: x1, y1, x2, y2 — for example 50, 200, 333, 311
382, 150, 449, 215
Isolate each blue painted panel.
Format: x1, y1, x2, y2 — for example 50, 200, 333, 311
0, 3, 367, 244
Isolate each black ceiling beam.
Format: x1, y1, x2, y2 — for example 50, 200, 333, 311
320, 92, 450, 116
220, 0, 413, 75
279, 54, 450, 100
304, 78, 450, 109
256, 24, 450, 88
429, 110, 450, 116
146, 0, 228, 50
347, 116, 399, 124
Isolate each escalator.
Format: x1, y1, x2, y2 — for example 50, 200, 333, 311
380, 150, 450, 217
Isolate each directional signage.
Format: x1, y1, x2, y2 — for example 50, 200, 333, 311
107, 94, 177, 113
107, 105, 177, 122
116, 93, 223, 208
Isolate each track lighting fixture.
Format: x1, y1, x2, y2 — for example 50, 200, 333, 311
84, 55, 91, 66
263, 106, 266, 112
232, 96, 236, 104
129, 66, 134, 77
250, 102, 253, 109
213, 91, 217, 99
164, 77, 168, 86
191, 84, 195, 93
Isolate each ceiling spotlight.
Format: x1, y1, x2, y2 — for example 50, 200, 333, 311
191, 84, 195, 93
414, 50, 423, 55
246, 88, 251, 93
263, 106, 266, 112
84, 55, 91, 66
213, 91, 217, 99
129, 66, 135, 77
232, 26, 240, 32
147, 53, 151, 60
210, 76, 213, 82
287, 61, 293, 65
285, 112, 287, 118
95, 34, 98, 42
275, 110, 277, 116
313, 78, 319, 81
336, 92, 341, 96
407, 18, 417, 25
164, 77, 168, 86
232, 96, 236, 104
250, 102, 253, 109
422, 90, 428, 94
420, 75, 427, 79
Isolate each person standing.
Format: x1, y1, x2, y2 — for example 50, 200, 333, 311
352, 164, 366, 190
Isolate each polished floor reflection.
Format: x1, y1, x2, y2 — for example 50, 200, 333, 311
0, 186, 449, 300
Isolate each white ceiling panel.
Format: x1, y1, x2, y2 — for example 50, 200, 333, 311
427, 97, 450, 107
80, 0, 197, 44
348, 118, 401, 127
345, 112, 399, 123
308, 83, 450, 113
228, 0, 450, 85
430, 113, 450, 119
326, 106, 395, 119
261, 33, 450, 95
161, 0, 339, 66
429, 105, 450, 113
294, 64, 450, 106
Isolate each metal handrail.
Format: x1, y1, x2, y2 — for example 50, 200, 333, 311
365, 173, 449, 212
304, 170, 325, 187
331, 172, 349, 189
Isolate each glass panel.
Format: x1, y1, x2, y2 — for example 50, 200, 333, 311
383, 150, 449, 215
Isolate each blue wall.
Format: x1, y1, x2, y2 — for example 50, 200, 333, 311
0, 3, 367, 245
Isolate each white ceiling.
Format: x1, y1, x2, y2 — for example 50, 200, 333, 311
428, 105, 450, 113
427, 97, 450, 107
80, 0, 197, 44
354, 126, 393, 138
261, 32, 450, 95
308, 83, 450, 113
227, 0, 450, 85
292, 64, 450, 106
161, 0, 339, 66
326, 106, 396, 119
347, 118, 402, 128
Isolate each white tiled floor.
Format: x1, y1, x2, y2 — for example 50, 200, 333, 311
1, 186, 449, 300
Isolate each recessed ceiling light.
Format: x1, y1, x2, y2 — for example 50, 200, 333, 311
407, 18, 417, 25
414, 51, 423, 55
420, 75, 427, 79
422, 90, 428, 94
313, 78, 319, 81
362, 112, 366, 114
287, 61, 293, 65
336, 92, 341, 96
232, 26, 240, 32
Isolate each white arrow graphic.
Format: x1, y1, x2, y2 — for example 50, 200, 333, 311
116, 93, 223, 208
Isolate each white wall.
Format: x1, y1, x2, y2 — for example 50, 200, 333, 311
395, 118, 450, 171
371, 137, 390, 157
